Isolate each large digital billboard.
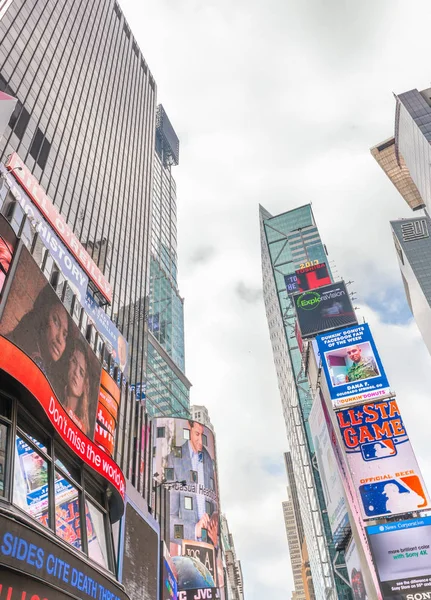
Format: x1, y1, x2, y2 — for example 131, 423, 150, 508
153, 418, 219, 558
6, 153, 112, 303
337, 399, 429, 520
295, 262, 331, 291
308, 394, 349, 543
0, 247, 125, 501
316, 324, 391, 407
0, 247, 101, 438
293, 281, 357, 338
367, 516, 431, 600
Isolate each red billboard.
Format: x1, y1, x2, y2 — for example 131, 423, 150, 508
0, 214, 17, 295
295, 262, 331, 292
6, 152, 113, 303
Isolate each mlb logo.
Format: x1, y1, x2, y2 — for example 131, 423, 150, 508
360, 476, 427, 517
361, 440, 396, 461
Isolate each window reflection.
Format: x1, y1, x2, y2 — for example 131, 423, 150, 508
86, 499, 109, 569
14, 435, 49, 527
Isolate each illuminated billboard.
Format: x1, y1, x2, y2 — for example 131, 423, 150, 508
293, 281, 357, 339
0, 247, 101, 438
284, 272, 299, 295
153, 418, 219, 555
367, 516, 431, 600
337, 399, 429, 519
0, 247, 125, 501
6, 153, 112, 303
295, 262, 331, 291
0, 164, 89, 301
308, 394, 349, 543
316, 324, 391, 407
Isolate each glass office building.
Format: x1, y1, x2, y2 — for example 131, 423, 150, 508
260, 204, 351, 600
391, 215, 431, 355
0, 0, 156, 387
145, 105, 191, 417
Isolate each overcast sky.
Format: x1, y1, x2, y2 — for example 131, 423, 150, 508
120, 1, 431, 597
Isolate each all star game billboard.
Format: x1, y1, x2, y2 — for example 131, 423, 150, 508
293, 281, 357, 339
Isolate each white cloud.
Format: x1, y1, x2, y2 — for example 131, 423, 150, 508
119, 0, 431, 596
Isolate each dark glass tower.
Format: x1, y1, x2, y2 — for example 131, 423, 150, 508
0, 0, 156, 386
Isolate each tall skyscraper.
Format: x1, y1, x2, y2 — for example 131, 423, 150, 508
391, 214, 431, 354
372, 86, 431, 356
260, 204, 351, 600
0, 0, 156, 386
220, 514, 245, 600
145, 105, 191, 417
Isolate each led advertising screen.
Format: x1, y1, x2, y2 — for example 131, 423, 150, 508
308, 394, 349, 543
295, 262, 331, 291
367, 516, 431, 600
94, 370, 120, 458
162, 552, 178, 600
0, 213, 17, 295
0, 247, 101, 438
345, 537, 370, 600
337, 399, 430, 520
0, 248, 125, 501
284, 272, 299, 295
153, 418, 219, 554
293, 281, 357, 339
316, 324, 391, 407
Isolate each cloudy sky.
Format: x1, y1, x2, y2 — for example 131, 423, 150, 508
120, 1, 431, 597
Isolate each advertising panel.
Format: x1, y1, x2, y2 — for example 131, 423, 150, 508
94, 369, 120, 458
295, 262, 331, 291
345, 537, 369, 600
0, 164, 89, 301
0, 568, 71, 600
293, 281, 357, 339
337, 399, 429, 520
84, 291, 128, 374
153, 418, 219, 558
321, 395, 382, 598
367, 516, 431, 600
0, 512, 129, 600
308, 394, 349, 543
163, 557, 178, 600
316, 324, 392, 407
0, 213, 17, 295
0, 248, 125, 501
6, 153, 112, 303
0, 247, 100, 438
284, 272, 299, 295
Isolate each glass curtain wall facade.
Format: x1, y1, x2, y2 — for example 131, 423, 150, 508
146, 105, 190, 417
0, 0, 156, 387
260, 204, 351, 600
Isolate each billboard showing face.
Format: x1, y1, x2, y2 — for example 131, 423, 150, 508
337, 399, 430, 519
293, 281, 357, 339
0, 247, 101, 438
367, 516, 431, 600
308, 394, 349, 542
153, 418, 219, 558
295, 262, 331, 291
316, 324, 391, 407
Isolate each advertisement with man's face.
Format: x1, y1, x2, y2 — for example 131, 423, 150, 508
316, 324, 391, 407
337, 399, 430, 520
153, 418, 219, 560
0, 247, 101, 438
367, 516, 431, 600
293, 281, 357, 339
345, 538, 370, 600
308, 394, 349, 543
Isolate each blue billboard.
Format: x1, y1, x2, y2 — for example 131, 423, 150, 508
367, 516, 431, 599
316, 323, 391, 407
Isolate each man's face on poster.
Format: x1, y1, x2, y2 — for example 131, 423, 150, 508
346, 345, 362, 363
190, 422, 204, 453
